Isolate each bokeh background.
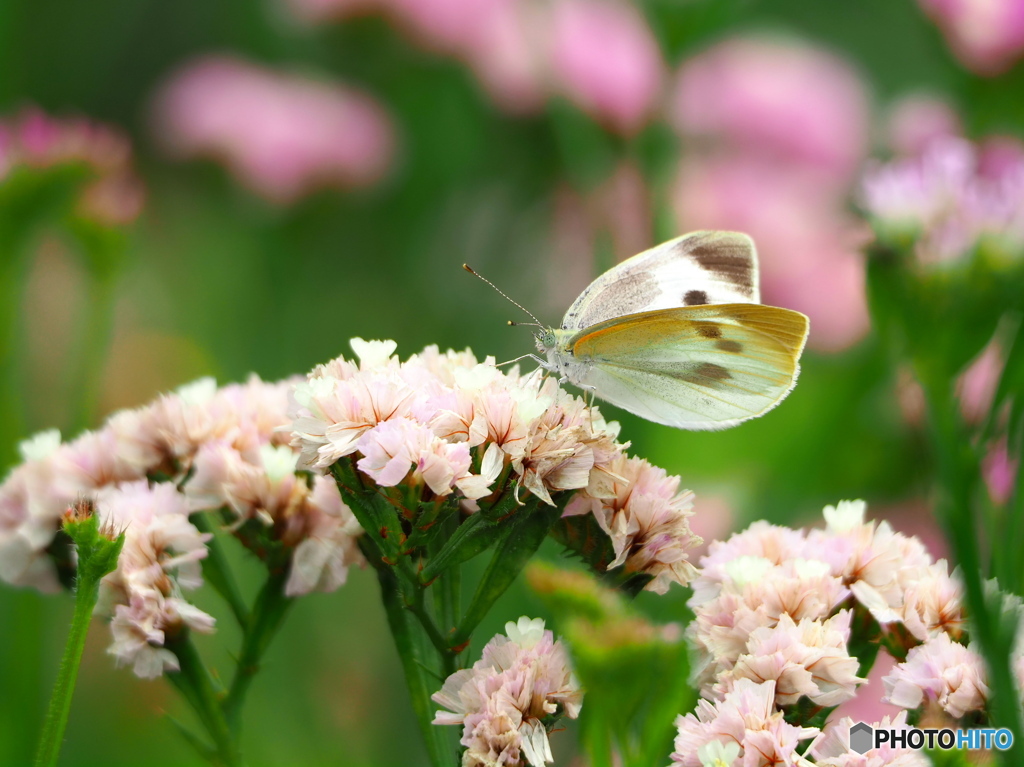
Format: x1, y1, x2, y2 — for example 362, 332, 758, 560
1, 0, 1023, 764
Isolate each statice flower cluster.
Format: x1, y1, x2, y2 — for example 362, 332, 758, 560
432, 617, 582, 767
290, 339, 701, 592
672, 500, 963, 765
860, 136, 1024, 264
0, 375, 363, 678
0, 107, 144, 225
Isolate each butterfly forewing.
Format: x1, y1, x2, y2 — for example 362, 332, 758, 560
561, 231, 761, 332
568, 304, 809, 429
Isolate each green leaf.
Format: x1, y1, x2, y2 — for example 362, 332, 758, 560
450, 498, 562, 647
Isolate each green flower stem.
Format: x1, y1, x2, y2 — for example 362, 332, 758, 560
166, 635, 239, 767
581, 715, 614, 767
921, 382, 1024, 759
0, 255, 28, 469
71, 269, 118, 433
34, 514, 124, 767
404, 588, 456, 678
222, 569, 294, 734
191, 512, 250, 627
375, 561, 452, 767
32, 572, 100, 767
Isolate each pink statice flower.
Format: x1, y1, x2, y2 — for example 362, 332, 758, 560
186, 441, 363, 596
719, 611, 864, 707
0, 373, 365, 676
808, 711, 930, 766
917, 0, 1024, 76
153, 55, 395, 204
882, 632, 990, 717
291, 338, 701, 590
0, 107, 144, 225
671, 679, 818, 767
433, 617, 582, 766
93, 481, 214, 679
564, 455, 701, 593
0, 430, 70, 592
548, 0, 664, 135
688, 556, 850, 696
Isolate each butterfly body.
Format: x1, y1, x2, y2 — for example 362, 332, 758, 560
534, 231, 810, 430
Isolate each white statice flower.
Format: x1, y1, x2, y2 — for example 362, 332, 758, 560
697, 739, 740, 767
433, 617, 582, 767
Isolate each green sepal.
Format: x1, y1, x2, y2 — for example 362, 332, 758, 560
63, 511, 124, 587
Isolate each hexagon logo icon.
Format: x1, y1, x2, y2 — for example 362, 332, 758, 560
850, 722, 873, 754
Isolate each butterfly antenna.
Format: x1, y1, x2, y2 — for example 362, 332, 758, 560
463, 264, 543, 326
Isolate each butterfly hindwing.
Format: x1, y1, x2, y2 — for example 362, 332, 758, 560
567, 304, 809, 429
561, 231, 760, 332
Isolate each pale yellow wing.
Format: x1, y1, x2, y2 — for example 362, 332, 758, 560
568, 304, 809, 430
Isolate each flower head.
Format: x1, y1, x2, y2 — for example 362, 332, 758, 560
671, 679, 818, 767
433, 617, 581, 766
882, 632, 989, 717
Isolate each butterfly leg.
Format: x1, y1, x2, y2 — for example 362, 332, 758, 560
496, 353, 551, 370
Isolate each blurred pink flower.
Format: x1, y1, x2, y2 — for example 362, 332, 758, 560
886, 95, 962, 156
674, 156, 871, 352
982, 437, 1018, 505
672, 36, 869, 184
957, 338, 1003, 423
153, 56, 395, 204
860, 136, 1024, 264
548, 0, 665, 135
0, 108, 144, 225
918, 0, 1024, 76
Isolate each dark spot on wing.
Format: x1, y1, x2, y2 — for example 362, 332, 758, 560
686, 234, 755, 297
674, 362, 732, 386
716, 340, 743, 353
684, 289, 708, 306
695, 324, 722, 339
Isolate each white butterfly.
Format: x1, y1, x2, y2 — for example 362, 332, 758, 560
468, 231, 810, 430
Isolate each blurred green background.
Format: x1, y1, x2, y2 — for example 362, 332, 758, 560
1, 0, 1022, 764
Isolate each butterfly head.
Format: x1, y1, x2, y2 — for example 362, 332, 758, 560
535, 328, 558, 354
